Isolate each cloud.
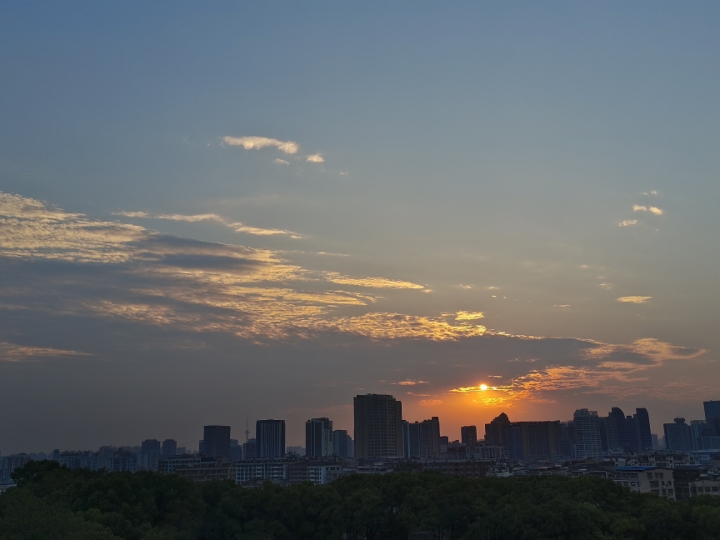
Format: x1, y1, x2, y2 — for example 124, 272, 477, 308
633, 205, 663, 215
0, 342, 89, 362
339, 171, 349, 176
395, 380, 429, 386
113, 211, 300, 237
306, 154, 324, 163
459, 284, 474, 289
617, 296, 651, 304
324, 272, 425, 290
223, 136, 299, 155
420, 399, 443, 407
553, 304, 571, 308
619, 220, 638, 227
274, 159, 290, 165
454, 311, 485, 321
599, 283, 613, 290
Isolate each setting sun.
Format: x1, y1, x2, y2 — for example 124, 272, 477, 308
480, 384, 488, 391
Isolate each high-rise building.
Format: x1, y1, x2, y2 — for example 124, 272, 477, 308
161, 439, 177, 457
573, 409, 602, 458
354, 394, 403, 459
634, 408, 653, 451
704, 400, 720, 435
484, 413, 511, 447
256, 420, 286, 459
141, 439, 161, 455
664, 418, 693, 452
515, 421, 562, 460
402, 417, 441, 459
333, 430, 353, 458
203, 426, 231, 459
606, 408, 627, 451
461, 426, 478, 446
560, 421, 575, 458
306, 418, 333, 458
242, 438, 257, 460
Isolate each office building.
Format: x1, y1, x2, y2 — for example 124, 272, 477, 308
161, 439, 177, 457
403, 417, 441, 459
664, 418, 693, 452
256, 420, 286, 459
705, 400, 720, 435
203, 425, 231, 459
141, 439, 161, 455
333, 430, 353, 458
573, 409, 602, 458
461, 426, 478, 446
354, 394, 403, 459
306, 417, 333, 458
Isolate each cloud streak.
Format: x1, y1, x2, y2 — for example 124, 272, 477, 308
113, 211, 301, 237
617, 296, 652, 304
223, 136, 299, 155
633, 205, 663, 215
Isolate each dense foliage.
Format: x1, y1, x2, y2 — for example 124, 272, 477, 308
1, 461, 719, 539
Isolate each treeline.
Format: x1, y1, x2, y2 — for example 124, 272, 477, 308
0, 462, 719, 540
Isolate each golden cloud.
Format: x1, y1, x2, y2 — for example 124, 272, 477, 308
455, 311, 485, 321
223, 135, 299, 154
617, 296, 651, 303
324, 272, 425, 290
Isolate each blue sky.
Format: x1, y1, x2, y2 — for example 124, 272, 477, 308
1, 1, 719, 452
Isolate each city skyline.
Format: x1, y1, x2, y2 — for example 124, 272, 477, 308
2, 2, 720, 453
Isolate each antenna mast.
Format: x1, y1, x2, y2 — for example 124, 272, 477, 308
245, 416, 250, 442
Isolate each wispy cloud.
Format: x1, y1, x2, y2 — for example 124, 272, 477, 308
599, 283, 613, 290
617, 296, 652, 304
0, 342, 89, 362
619, 219, 638, 227
454, 311, 485, 321
324, 272, 425, 290
274, 158, 290, 165
306, 153, 324, 163
113, 211, 300, 237
633, 205, 663, 215
223, 136, 299, 155
553, 304, 571, 308
395, 380, 429, 386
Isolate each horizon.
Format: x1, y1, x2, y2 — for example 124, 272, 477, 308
2, 1, 720, 454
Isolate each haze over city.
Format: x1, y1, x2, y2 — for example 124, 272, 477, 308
2, 1, 720, 454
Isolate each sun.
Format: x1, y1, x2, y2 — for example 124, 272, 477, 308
480, 384, 488, 391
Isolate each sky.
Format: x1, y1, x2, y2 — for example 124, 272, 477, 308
1, 1, 719, 454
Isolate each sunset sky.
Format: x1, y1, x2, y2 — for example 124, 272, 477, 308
2, 1, 720, 453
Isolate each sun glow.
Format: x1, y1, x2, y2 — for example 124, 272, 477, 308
480, 384, 488, 391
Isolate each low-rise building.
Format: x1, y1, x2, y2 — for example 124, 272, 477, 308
612, 466, 675, 500
689, 479, 720, 497
175, 465, 236, 483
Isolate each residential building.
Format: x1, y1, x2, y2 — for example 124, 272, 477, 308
573, 409, 602, 459
461, 426, 478, 446
402, 417, 441, 459
235, 461, 287, 484
306, 417, 333, 458
256, 420, 286, 459
175, 465, 236, 483
485, 413, 511, 447
141, 439, 161, 455
354, 394, 403, 459
704, 400, 720, 435
664, 418, 693, 452
202, 425, 231, 459
243, 438, 257, 460
162, 439, 177, 457
333, 430, 353, 458
612, 466, 676, 500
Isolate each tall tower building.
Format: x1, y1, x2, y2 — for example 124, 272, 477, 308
306, 417, 333, 458
704, 400, 720, 435
333, 430, 353, 458
664, 418, 693, 451
202, 426, 231, 459
461, 426, 478, 446
634, 408, 653, 451
354, 394, 403, 459
256, 419, 286, 459
573, 409, 602, 458
403, 417, 441, 458
161, 439, 177, 457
